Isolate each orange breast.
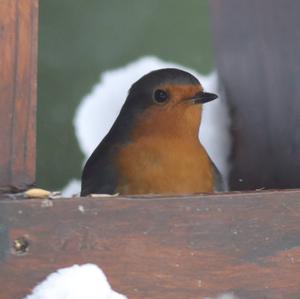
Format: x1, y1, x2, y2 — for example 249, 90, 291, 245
116, 136, 214, 195
115, 84, 213, 195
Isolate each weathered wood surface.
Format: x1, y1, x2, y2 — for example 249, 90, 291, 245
0, 0, 38, 192
210, 0, 300, 191
1, 190, 300, 299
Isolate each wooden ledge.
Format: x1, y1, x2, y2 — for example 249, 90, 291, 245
1, 189, 300, 299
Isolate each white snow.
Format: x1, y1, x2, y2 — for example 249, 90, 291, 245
24, 264, 127, 299
62, 178, 81, 197
62, 56, 231, 196
23, 263, 243, 299
209, 293, 243, 299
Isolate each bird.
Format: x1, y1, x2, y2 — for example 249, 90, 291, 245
81, 68, 224, 196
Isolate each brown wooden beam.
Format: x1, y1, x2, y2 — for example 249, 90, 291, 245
1, 190, 300, 299
210, 0, 300, 191
0, 0, 38, 192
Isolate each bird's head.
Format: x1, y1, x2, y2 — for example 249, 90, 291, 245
116, 68, 218, 141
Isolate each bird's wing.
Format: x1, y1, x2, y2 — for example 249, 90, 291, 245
80, 141, 119, 196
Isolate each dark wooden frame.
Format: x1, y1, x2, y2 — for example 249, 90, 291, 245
210, 0, 300, 191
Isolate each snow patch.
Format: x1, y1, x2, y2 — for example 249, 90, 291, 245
24, 264, 244, 299
24, 264, 127, 299
208, 293, 243, 299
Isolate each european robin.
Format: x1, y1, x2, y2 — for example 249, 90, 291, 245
81, 68, 223, 196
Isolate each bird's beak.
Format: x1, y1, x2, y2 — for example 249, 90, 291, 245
188, 91, 218, 104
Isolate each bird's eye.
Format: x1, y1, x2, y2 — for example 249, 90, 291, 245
153, 89, 169, 104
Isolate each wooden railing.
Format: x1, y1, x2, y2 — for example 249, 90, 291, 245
1, 190, 300, 299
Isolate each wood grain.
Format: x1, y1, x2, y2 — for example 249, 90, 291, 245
0, 0, 38, 192
210, 0, 300, 190
1, 190, 300, 299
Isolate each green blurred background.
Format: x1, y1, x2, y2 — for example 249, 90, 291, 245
37, 0, 214, 190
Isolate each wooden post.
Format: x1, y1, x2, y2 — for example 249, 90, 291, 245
0, 0, 38, 192
210, 0, 300, 190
